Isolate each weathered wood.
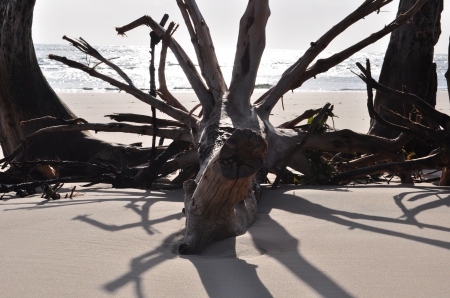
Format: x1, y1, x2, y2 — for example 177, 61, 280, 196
369, 0, 443, 138
329, 151, 447, 185
179, 128, 267, 254
256, 0, 429, 117
440, 167, 450, 186
0, 123, 191, 166
116, 15, 215, 117
178, 0, 228, 101
278, 108, 321, 129
48, 54, 197, 125
0, 0, 115, 162
157, 22, 189, 113
106, 113, 185, 127
228, 0, 270, 112
446, 37, 450, 102
39, 0, 438, 255
272, 103, 331, 189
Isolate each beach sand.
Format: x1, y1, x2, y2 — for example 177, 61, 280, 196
1, 91, 450, 297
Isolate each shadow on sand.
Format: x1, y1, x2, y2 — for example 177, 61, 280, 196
9, 185, 447, 297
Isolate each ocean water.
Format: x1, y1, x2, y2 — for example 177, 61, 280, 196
35, 44, 448, 93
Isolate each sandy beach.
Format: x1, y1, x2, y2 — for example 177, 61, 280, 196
1, 91, 450, 297
58, 91, 450, 146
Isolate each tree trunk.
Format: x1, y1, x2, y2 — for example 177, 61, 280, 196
369, 0, 443, 142
0, 0, 119, 163
21, 0, 431, 254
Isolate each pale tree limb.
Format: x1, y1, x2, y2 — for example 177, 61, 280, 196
157, 22, 189, 113
48, 54, 197, 125
304, 129, 407, 161
257, 0, 429, 116
228, 0, 270, 111
20, 116, 88, 126
0, 123, 191, 165
106, 114, 186, 127
278, 108, 321, 129
116, 15, 214, 115
148, 15, 170, 165
178, 0, 228, 101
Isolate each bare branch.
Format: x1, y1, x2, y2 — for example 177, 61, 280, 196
63, 36, 135, 86
106, 113, 186, 127
278, 108, 321, 129
304, 129, 407, 160
257, 0, 429, 116
292, 8, 432, 90
20, 116, 88, 126
116, 15, 214, 113
48, 54, 197, 125
380, 106, 447, 143
157, 22, 189, 113
0, 123, 192, 165
356, 61, 450, 130
329, 151, 446, 185
446, 36, 450, 103
355, 60, 416, 140
178, 0, 228, 100
9, 160, 117, 175
228, 0, 270, 110
157, 149, 199, 178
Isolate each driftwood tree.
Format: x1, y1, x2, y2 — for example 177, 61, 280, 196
334, 59, 450, 186
0, 0, 152, 169
0, 0, 438, 254
370, 0, 444, 139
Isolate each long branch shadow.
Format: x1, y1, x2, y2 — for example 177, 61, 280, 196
102, 186, 450, 298
8, 185, 448, 297
250, 211, 354, 297
243, 186, 450, 297
72, 195, 183, 235
103, 232, 180, 298
392, 188, 450, 227
180, 237, 273, 298
262, 188, 450, 251
101, 219, 273, 297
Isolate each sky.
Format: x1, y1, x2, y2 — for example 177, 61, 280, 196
33, 0, 450, 54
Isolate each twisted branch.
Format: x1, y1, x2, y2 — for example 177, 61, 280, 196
256, 0, 429, 116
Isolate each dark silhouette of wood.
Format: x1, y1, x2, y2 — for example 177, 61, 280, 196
0, 0, 118, 162
369, 0, 444, 140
